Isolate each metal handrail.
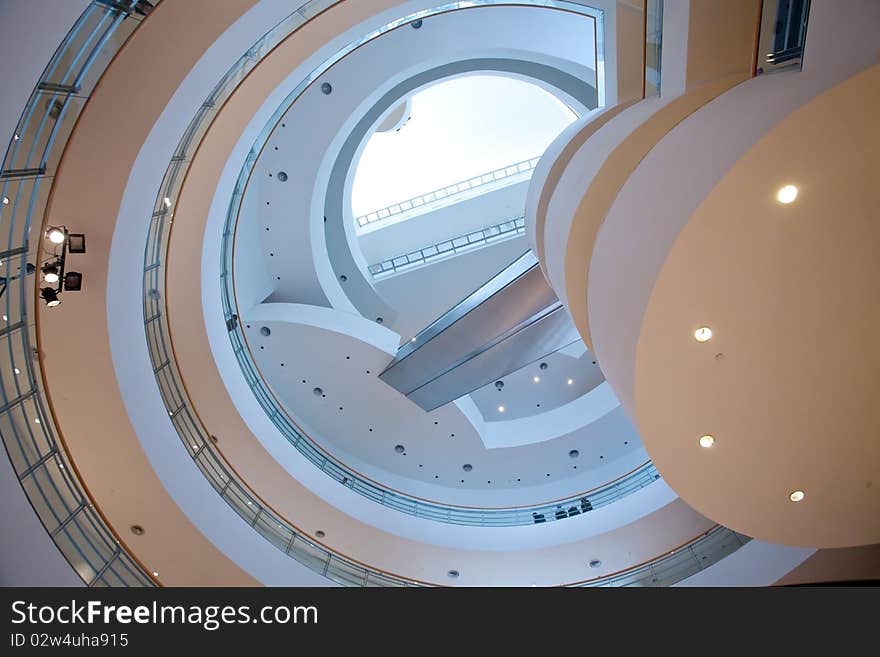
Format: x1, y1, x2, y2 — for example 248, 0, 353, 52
369, 216, 526, 279
0, 0, 156, 587
356, 156, 540, 229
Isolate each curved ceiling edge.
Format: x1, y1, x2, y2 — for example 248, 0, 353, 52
321, 55, 599, 325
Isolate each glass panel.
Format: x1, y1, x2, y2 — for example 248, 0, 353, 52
645, 0, 663, 96
756, 0, 811, 74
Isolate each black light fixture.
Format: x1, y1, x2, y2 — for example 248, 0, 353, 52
39, 224, 85, 306
40, 287, 61, 307
63, 271, 82, 292
46, 226, 66, 245
67, 233, 86, 254
41, 260, 61, 284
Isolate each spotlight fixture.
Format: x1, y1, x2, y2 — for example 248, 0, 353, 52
67, 233, 86, 253
40, 287, 61, 307
46, 227, 66, 244
37, 225, 85, 306
789, 490, 805, 502
776, 184, 798, 204
699, 434, 715, 448
694, 326, 713, 342
63, 271, 82, 291
41, 261, 60, 284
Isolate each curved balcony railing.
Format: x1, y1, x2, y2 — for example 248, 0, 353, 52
369, 215, 527, 279
356, 156, 541, 230
0, 0, 156, 587
574, 526, 750, 587
138, 0, 749, 584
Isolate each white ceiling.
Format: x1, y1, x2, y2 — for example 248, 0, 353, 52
469, 342, 605, 421
241, 309, 646, 505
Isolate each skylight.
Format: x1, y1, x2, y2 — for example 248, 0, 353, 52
351, 74, 578, 226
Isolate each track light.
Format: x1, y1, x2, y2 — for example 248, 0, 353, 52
63, 271, 82, 292
42, 262, 60, 284
40, 287, 61, 307
46, 227, 66, 244
67, 233, 86, 254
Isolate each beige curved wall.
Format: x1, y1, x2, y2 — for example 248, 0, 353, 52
39, 0, 262, 585
634, 64, 880, 548
775, 544, 880, 585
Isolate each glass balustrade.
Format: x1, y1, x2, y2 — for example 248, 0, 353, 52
368, 216, 527, 278
0, 0, 156, 587
356, 157, 540, 230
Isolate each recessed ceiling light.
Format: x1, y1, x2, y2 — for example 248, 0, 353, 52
533, 375, 540, 383
776, 184, 798, 204
411, 337, 416, 342
1, 315, 6, 322
462, 463, 472, 472
2, 196, 8, 205
394, 444, 405, 453
13, 368, 20, 375
152, 571, 159, 578
569, 449, 579, 458
34, 417, 40, 424
497, 405, 505, 413
447, 570, 459, 579
589, 559, 602, 568
789, 490, 805, 502
699, 435, 715, 448
567, 378, 574, 385
694, 326, 713, 342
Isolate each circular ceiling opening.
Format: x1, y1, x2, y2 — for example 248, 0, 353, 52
351, 73, 577, 223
